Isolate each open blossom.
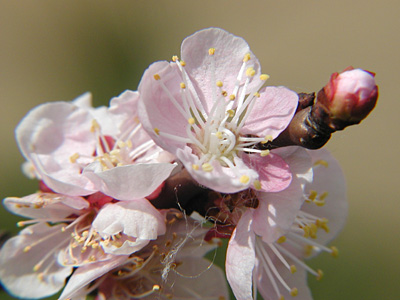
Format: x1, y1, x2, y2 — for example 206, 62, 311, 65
0, 191, 166, 299
225, 149, 347, 300
58, 211, 229, 300
139, 28, 298, 193
16, 91, 176, 199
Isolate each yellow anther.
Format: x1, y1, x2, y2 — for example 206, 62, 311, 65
153, 74, 161, 80
154, 128, 160, 135
302, 226, 310, 238
33, 263, 41, 272
188, 118, 195, 125
277, 236, 286, 243
37, 272, 44, 281
308, 190, 318, 201
23, 246, 31, 253
180, 60, 186, 66
290, 265, 297, 274
305, 244, 314, 257
227, 109, 235, 117
314, 159, 329, 168
69, 153, 80, 163
253, 180, 261, 190
116, 140, 126, 148
180, 82, 186, 89
61, 227, 66, 232
320, 191, 329, 201
208, 48, 216, 55
202, 163, 213, 172
239, 175, 250, 184
216, 80, 223, 87
330, 246, 339, 258
192, 164, 199, 171
260, 74, 270, 81
17, 221, 25, 227
290, 287, 298, 297
215, 131, 223, 139
317, 269, 324, 280
261, 150, 270, 157
246, 67, 256, 77
243, 53, 251, 62
309, 223, 318, 239
126, 140, 132, 148
90, 119, 100, 132
222, 90, 228, 97
172, 55, 179, 62
254, 92, 261, 98
229, 94, 236, 101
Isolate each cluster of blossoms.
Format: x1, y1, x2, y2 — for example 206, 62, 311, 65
0, 28, 377, 300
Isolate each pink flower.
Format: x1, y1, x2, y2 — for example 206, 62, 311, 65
16, 91, 176, 199
139, 28, 298, 193
225, 149, 347, 300
58, 211, 229, 300
319, 67, 378, 123
0, 192, 166, 299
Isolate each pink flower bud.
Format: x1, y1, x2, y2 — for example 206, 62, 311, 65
319, 67, 378, 123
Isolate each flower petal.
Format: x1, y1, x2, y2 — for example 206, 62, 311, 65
303, 148, 347, 247
59, 256, 128, 300
242, 151, 292, 192
253, 147, 313, 243
3, 193, 89, 220
92, 200, 166, 255
138, 61, 189, 153
181, 28, 262, 112
177, 146, 258, 193
83, 162, 176, 200
226, 209, 256, 300
241, 86, 298, 139
0, 223, 73, 299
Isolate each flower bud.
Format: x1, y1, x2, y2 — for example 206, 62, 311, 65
318, 67, 378, 125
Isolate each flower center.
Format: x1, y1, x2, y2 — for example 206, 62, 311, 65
69, 118, 155, 172
153, 50, 272, 172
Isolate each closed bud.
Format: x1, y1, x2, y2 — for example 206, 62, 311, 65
318, 67, 378, 125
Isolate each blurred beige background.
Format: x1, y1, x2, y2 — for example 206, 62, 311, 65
1, 1, 399, 299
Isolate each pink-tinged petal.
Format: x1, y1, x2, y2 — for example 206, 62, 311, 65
241, 86, 298, 139
181, 28, 262, 111
16, 101, 95, 165
59, 256, 128, 300
3, 193, 89, 220
16, 101, 97, 194
253, 147, 313, 243
177, 146, 259, 193
139, 61, 189, 153
226, 209, 256, 300
243, 152, 292, 192
83, 162, 176, 200
169, 257, 230, 300
71, 92, 93, 109
0, 223, 73, 299
303, 149, 347, 247
92, 200, 166, 255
